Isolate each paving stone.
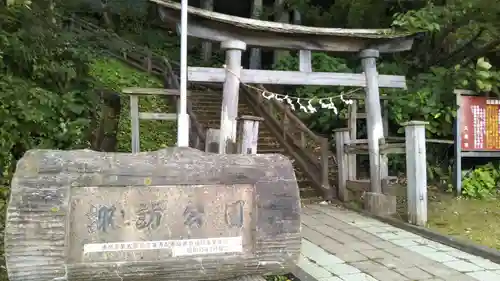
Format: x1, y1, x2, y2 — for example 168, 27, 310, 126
320, 239, 348, 254
442, 260, 483, 272
302, 214, 325, 227
302, 206, 323, 215
332, 251, 368, 263
385, 247, 434, 266
374, 232, 402, 240
297, 256, 334, 279
443, 274, 479, 281
300, 204, 500, 281
341, 228, 378, 239
418, 263, 463, 278
419, 251, 458, 263
394, 266, 433, 280
349, 260, 387, 273
388, 230, 420, 240
390, 238, 420, 247
358, 249, 394, 260
358, 226, 396, 234
467, 258, 500, 270
420, 240, 455, 251
357, 233, 386, 243
466, 270, 500, 281
368, 240, 399, 250
407, 245, 439, 255
314, 227, 358, 243
302, 239, 328, 258
338, 273, 379, 281
364, 269, 408, 281
325, 218, 355, 230
446, 250, 481, 261
345, 242, 377, 251
312, 213, 337, 222
318, 277, 343, 281
312, 251, 345, 266
324, 263, 361, 275
302, 226, 331, 243
371, 255, 409, 270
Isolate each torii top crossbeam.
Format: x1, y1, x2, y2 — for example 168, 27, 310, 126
151, 0, 415, 53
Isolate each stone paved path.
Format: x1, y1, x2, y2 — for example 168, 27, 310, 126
294, 204, 500, 281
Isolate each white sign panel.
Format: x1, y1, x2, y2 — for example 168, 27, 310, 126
83, 236, 243, 257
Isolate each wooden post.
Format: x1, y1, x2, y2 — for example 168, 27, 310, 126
249, 0, 263, 69
319, 137, 332, 199
123, 88, 181, 153
145, 52, 153, 73
130, 95, 140, 153
347, 100, 357, 180
453, 90, 472, 195
273, 0, 289, 65
334, 128, 350, 202
219, 40, 246, 154
404, 121, 428, 226
201, 0, 214, 63
294, 11, 312, 73
360, 49, 385, 193
238, 115, 264, 154
205, 128, 220, 153
380, 99, 389, 182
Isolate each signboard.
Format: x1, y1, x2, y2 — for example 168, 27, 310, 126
68, 184, 255, 263
459, 96, 500, 151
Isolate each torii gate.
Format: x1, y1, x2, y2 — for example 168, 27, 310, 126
151, 0, 415, 209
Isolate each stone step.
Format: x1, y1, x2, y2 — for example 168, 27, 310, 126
192, 92, 323, 199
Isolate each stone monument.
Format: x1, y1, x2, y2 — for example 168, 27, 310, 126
5, 148, 301, 281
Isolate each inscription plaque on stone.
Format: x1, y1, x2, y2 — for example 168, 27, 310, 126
69, 184, 255, 263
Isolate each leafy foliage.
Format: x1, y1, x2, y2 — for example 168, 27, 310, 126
0, 4, 96, 185
462, 163, 500, 199
267, 0, 500, 191
0, 3, 177, 186
90, 58, 176, 152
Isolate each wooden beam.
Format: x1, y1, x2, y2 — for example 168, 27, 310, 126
187, 67, 407, 88
139, 112, 177, 120
154, 0, 415, 53
122, 87, 181, 96
172, 19, 414, 53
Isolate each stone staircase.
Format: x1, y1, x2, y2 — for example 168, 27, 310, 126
189, 90, 283, 153
190, 90, 320, 197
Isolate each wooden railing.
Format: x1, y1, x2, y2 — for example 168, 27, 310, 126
241, 86, 335, 199
69, 17, 206, 149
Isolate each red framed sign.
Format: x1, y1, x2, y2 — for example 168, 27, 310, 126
459, 96, 500, 151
